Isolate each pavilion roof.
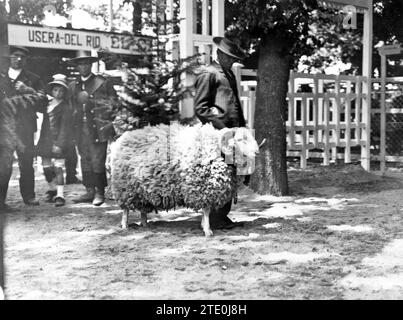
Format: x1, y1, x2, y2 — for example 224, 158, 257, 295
317, 0, 371, 13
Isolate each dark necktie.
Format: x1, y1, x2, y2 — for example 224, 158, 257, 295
225, 68, 240, 97
223, 68, 245, 125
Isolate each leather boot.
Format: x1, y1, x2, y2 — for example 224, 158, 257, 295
92, 187, 105, 206
72, 187, 95, 203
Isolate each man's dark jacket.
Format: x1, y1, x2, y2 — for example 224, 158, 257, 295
0, 69, 46, 135
193, 62, 246, 129
68, 73, 117, 144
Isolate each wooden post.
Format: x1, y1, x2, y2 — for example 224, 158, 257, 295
380, 53, 386, 174
301, 97, 308, 168
202, 0, 210, 35
318, 78, 324, 146
165, 0, 174, 62
249, 90, 256, 129
179, 0, 195, 118
288, 72, 295, 149
323, 96, 331, 166
0, 211, 4, 300
332, 77, 341, 163
179, 0, 194, 59
361, 0, 373, 171
355, 77, 362, 145
313, 74, 319, 146
212, 0, 224, 36
211, 0, 224, 60
345, 80, 352, 163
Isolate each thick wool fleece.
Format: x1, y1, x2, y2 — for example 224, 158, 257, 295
111, 123, 237, 213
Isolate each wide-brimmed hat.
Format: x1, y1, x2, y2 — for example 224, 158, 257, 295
68, 52, 99, 66
47, 74, 68, 94
213, 37, 246, 60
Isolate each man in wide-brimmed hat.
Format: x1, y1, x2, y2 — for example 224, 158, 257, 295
67, 52, 118, 206
0, 45, 47, 211
194, 36, 247, 230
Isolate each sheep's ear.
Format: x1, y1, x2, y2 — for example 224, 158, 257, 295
221, 142, 234, 156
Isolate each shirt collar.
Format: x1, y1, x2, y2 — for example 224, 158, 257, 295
80, 74, 93, 82
8, 68, 22, 80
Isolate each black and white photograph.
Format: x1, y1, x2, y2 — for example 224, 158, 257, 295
1, 0, 403, 305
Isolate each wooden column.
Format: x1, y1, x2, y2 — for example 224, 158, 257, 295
361, 0, 373, 171
179, 0, 194, 59
212, 0, 224, 36
211, 0, 224, 60
0, 211, 4, 300
179, 0, 195, 118
380, 53, 386, 174
202, 0, 210, 35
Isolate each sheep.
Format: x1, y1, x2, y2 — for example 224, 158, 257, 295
110, 122, 259, 236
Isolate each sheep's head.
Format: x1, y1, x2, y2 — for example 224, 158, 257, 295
220, 127, 259, 175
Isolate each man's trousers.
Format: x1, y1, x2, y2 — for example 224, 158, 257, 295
16, 132, 36, 201
0, 132, 36, 204
0, 147, 14, 206
65, 143, 78, 179
77, 125, 108, 189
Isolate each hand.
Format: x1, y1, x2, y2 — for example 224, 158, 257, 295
52, 145, 62, 155
210, 107, 220, 115
14, 81, 34, 93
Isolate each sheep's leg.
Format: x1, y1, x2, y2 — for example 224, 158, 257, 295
121, 208, 129, 229
202, 208, 213, 237
140, 211, 148, 227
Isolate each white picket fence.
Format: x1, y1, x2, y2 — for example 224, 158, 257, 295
233, 66, 372, 170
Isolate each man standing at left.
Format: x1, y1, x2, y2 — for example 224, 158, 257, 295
0, 46, 46, 209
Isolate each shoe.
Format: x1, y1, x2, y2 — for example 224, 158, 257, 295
92, 188, 105, 206
0, 203, 17, 213
72, 187, 95, 203
24, 198, 40, 206
54, 196, 65, 207
66, 176, 82, 185
45, 190, 57, 203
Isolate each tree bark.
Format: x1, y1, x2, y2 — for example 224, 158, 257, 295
250, 35, 290, 196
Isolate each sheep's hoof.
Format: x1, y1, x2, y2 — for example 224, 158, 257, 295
121, 222, 129, 230
204, 229, 213, 237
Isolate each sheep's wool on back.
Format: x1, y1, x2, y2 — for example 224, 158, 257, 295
111, 123, 237, 213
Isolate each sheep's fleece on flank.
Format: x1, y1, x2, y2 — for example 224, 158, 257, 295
110, 123, 245, 213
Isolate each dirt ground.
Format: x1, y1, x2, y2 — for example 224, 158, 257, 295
3, 161, 403, 300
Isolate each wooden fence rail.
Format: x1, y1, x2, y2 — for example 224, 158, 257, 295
233, 66, 371, 170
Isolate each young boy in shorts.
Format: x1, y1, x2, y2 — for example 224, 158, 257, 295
36, 74, 71, 207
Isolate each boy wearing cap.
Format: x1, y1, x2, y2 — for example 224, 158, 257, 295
0, 46, 46, 209
194, 36, 247, 230
36, 74, 71, 207
68, 53, 117, 206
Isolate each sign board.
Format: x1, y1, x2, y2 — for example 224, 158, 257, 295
378, 44, 402, 56
7, 23, 153, 55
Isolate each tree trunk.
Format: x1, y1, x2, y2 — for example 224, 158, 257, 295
250, 35, 290, 196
